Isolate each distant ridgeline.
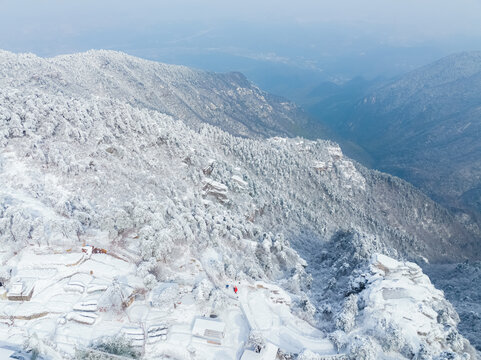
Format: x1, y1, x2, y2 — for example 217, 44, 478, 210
305, 51, 481, 229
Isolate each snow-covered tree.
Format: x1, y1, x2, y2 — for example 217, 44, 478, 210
335, 294, 358, 333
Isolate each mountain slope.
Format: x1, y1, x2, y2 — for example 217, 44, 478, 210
321, 52, 481, 219
0, 50, 479, 358
0, 49, 308, 138
1, 82, 477, 263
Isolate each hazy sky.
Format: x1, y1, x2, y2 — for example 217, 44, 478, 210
2, 0, 481, 47
2, 0, 481, 97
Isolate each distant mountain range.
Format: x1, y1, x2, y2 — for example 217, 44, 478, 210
306, 52, 481, 225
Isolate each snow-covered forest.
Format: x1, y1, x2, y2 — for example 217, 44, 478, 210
0, 50, 479, 359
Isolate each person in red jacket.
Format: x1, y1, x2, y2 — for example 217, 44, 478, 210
234, 286, 238, 294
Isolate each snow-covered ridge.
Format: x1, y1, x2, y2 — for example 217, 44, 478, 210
0, 49, 307, 138
346, 254, 477, 359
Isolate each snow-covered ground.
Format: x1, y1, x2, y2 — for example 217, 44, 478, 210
0, 243, 344, 359
239, 282, 335, 355
1, 246, 475, 359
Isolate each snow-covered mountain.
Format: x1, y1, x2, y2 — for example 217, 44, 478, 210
313, 52, 481, 223
0, 50, 478, 359
0, 49, 308, 138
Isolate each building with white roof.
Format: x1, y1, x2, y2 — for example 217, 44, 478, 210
7, 279, 34, 301
192, 318, 226, 345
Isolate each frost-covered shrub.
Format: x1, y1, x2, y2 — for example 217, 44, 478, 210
139, 224, 174, 263
348, 335, 378, 360
329, 330, 348, 352
210, 289, 230, 313
143, 273, 157, 290
297, 349, 325, 360
8, 210, 34, 243
76, 335, 140, 359
317, 303, 334, 325
294, 294, 317, 324
247, 330, 265, 353
100, 208, 133, 238
276, 350, 296, 360
98, 279, 127, 313
414, 344, 434, 360
136, 258, 158, 279
347, 272, 368, 295
435, 351, 470, 360
335, 294, 358, 332
224, 263, 236, 279
436, 304, 460, 327
254, 232, 309, 285
24, 333, 41, 360
283, 263, 312, 295
193, 279, 213, 303
255, 237, 273, 275
0, 265, 12, 283
445, 328, 466, 353
372, 318, 405, 353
